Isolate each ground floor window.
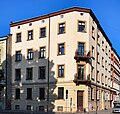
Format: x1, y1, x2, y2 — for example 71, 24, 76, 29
15, 105, 20, 110
39, 106, 44, 111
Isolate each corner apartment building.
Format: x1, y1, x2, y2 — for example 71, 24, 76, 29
10, 7, 119, 112
111, 48, 120, 106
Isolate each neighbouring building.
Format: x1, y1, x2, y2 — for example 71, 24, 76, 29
0, 35, 12, 110
10, 7, 120, 112
111, 48, 120, 107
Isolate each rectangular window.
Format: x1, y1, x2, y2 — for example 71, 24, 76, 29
97, 90, 100, 100
39, 47, 46, 58
97, 71, 100, 82
15, 69, 21, 81
92, 26, 95, 39
40, 27, 46, 38
58, 23, 65, 34
78, 42, 85, 56
26, 105, 32, 110
16, 33, 21, 42
15, 51, 22, 61
15, 105, 20, 110
101, 73, 104, 85
92, 46, 95, 58
27, 49, 33, 60
15, 88, 20, 99
28, 30, 33, 40
39, 88, 45, 100
26, 68, 33, 80
91, 88, 94, 100
39, 66, 46, 79
39, 106, 44, 111
97, 52, 100, 64
91, 66, 94, 80
58, 65, 64, 77
27, 88, 32, 99
58, 43, 65, 55
77, 64, 84, 80
78, 21, 86, 32
58, 87, 64, 99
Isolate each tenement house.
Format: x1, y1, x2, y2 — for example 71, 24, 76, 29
10, 7, 120, 112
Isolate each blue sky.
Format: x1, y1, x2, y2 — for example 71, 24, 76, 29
0, 0, 120, 55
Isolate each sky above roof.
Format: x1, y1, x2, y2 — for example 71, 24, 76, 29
0, 0, 120, 55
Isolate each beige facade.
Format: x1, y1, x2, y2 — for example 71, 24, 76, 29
10, 7, 120, 112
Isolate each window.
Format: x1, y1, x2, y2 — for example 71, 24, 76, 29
15, 105, 20, 110
58, 23, 65, 34
16, 33, 21, 42
92, 46, 95, 58
92, 26, 95, 39
97, 71, 100, 82
26, 105, 32, 110
39, 66, 46, 79
15, 51, 22, 61
28, 30, 33, 40
78, 21, 86, 32
15, 69, 21, 81
39, 106, 44, 111
105, 76, 107, 86
77, 64, 84, 80
101, 73, 104, 85
40, 27, 46, 38
58, 87, 64, 99
39, 88, 45, 100
78, 42, 85, 56
91, 66, 94, 80
27, 49, 33, 60
26, 68, 33, 80
15, 88, 20, 99
97, 90, 100, 100
102, 57, 104, 67
58, 43, 65, 55
97, 34, 100, 45
58, 65, 64, 77
105, 60, 107, 70
91, 88, 94, 100
27, 88, 32, 99
39, 47, 46, 58
97, 52, 100, 64
57, 106, 63, 111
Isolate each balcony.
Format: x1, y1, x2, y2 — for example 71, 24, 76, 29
74, 49, 92, 62
73, 74, 91, 86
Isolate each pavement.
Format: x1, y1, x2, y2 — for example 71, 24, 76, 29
0, 109, 113, 114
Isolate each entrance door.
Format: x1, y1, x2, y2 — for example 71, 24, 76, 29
77, 91, 83, 111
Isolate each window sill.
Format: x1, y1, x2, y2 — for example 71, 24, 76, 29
15, 41, 22, 43
57, 54, 65, 56
77, 31, 86, 33
39, 36, 46, 38
27, 39, 33, 41
57, 32, 66, 35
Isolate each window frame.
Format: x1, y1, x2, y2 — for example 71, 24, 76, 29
40, 27, 46, 38
26, 67, 33, 80
57, 64, 65, 78
15, 88, 20, 100
16, 33, 22, 43
39, 88, 45, 100
15, 69, 21, 81
27, 49, 33, 60
58, 22, 66, 34
39, 46, 46, 58
27, 30, 33, 40
57, 43, 65, 55
15, 50, 22, 61
78, 20, 86, 33
26, 88, 32, 100
58, 87, 64, 99
38, 66, 46, 79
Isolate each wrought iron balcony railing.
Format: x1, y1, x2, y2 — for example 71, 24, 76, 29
74, 49, 92, 62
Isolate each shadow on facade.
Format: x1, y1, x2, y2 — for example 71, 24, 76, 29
5, 49, 57, 113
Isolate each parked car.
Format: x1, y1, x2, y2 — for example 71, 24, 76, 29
113, 101, 120, 113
